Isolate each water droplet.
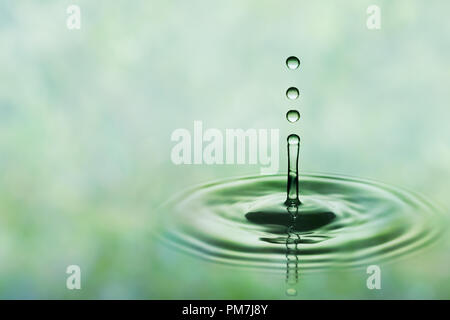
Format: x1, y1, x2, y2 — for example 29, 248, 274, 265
287, 134, 300, 145
286, 288, 298, 296
286, 56, 300, 70
286, 87, 299, 100
286, 110, 300, 123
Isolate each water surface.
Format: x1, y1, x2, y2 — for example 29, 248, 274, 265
158, 173, 445, 272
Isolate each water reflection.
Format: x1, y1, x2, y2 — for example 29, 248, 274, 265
285, 205, 300, 296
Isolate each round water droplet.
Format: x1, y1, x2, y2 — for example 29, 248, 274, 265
287, 134, 300, 145
286, 110, 300, 123
286, 288, 298, 296
286, 87, 299, 100
286, 56, 300, 70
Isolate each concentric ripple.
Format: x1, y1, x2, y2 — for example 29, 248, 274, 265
157, 173, 446, 272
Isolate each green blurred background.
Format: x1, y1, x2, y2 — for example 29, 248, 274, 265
0, 0, 449, 299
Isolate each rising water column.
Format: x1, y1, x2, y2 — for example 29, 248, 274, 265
285, 134, 301, 206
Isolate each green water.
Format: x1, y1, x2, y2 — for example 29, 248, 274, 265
1, 0, 450, 300
158, 174, 445, 274
156, 51, 446, 296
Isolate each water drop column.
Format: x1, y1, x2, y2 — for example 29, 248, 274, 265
284, 56, 301, 206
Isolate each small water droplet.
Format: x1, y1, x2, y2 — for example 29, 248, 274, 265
287, 134, 300, 145
286, 288, 298, 296
286, 56, 300, 70
286, 87, 299, 100
286, 110, 300, 123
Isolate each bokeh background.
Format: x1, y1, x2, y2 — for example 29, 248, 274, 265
0, 0, 449, 299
